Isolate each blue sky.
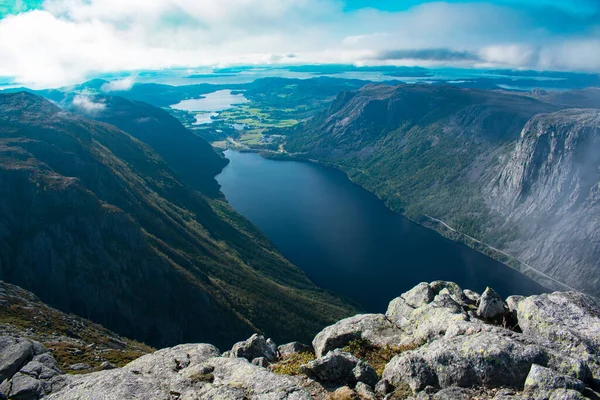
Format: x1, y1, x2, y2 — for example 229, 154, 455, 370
0, 0, 598, 87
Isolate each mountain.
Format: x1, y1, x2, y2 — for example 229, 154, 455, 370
3, 279, 600, 399
486, 109, 600, 297
0, 92, 355, 350
286, 83, 600, 297
69, 94, 228, 197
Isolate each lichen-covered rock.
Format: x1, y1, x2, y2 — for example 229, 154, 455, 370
382, 330, 589, 393
48, 344, 311, 399
517, 292, 600, 377
524, 364, 585, 394
403, 283, 435, 308
312, 314, 402, 358
300, 350, 378, 387
388, 292, 470, 344
278, 342, 312, 359
230, 334, 278, 362
548, 389, 587, 400
477, 287, 508, 321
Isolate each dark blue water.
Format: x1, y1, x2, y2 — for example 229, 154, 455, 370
216, 150, 547, 312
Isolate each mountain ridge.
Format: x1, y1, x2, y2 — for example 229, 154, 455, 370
286, 84, 600, 297
0, 91, 356, 350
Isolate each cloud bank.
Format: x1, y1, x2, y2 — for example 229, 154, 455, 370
0, 0, 598, 88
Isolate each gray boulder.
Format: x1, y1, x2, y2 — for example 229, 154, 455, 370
312, 314, 402, 358
477, 287, 508, 321
300, 349, 378, 387
387, 291, 470, 344
69, 363, 91, 371
355, 382, 377, 400
382, 330, 589, 393
230, 334, 278, 362
0, 337, 34, 382
403, 283, 435, 308
524, 364, 585, 393
49, 344, 311, 399
278, 342, 312, 359
517, 292, 600, 377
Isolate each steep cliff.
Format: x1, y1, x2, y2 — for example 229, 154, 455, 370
0, 92, 355, 350
487, 109, 600, 297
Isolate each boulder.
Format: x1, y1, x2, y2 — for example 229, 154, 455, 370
69, 363, 92, 371
403, 283, 435, 308
524, 364, 585, 393
48, 345, 311, 399
517, 292, 600, 377
100, 361, 117, 370
2, 372, 42, 399
230, 334, 278, 362
278, 342, 312, 359
312, 314, 402, 358
355, 382, 376, 400
387, 292, 470, 344
0, 337, 34, 382
382, 330, 589, 394
300, 350, 378, 387
429, 281, 470, 306
477, 287, 508, 321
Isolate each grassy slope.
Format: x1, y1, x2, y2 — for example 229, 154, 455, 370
0, 92, 356, 349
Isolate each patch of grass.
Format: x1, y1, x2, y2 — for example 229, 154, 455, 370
388, 383, 413, 400
342, 338, 423, 377
270, 351, 315, 375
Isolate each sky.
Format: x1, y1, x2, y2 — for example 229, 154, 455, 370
0, 0, 599, 88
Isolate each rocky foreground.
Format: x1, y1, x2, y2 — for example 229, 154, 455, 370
2, 281, 600, 400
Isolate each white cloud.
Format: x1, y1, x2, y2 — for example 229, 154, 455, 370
0, 0, 598, 88
100, 77, 135, 92
72, 94, 105, 112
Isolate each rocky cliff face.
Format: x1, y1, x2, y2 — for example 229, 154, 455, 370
3, 280, 599, 400
486, 109, 600, 297
0, 92, 355, 351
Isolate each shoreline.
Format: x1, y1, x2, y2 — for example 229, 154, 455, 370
243, 149, 574, 294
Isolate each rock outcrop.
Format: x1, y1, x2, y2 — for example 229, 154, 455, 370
3, 281, 600, 400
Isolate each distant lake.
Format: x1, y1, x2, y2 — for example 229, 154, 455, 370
217, 151, 547, 312
170, 90, 248, 124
